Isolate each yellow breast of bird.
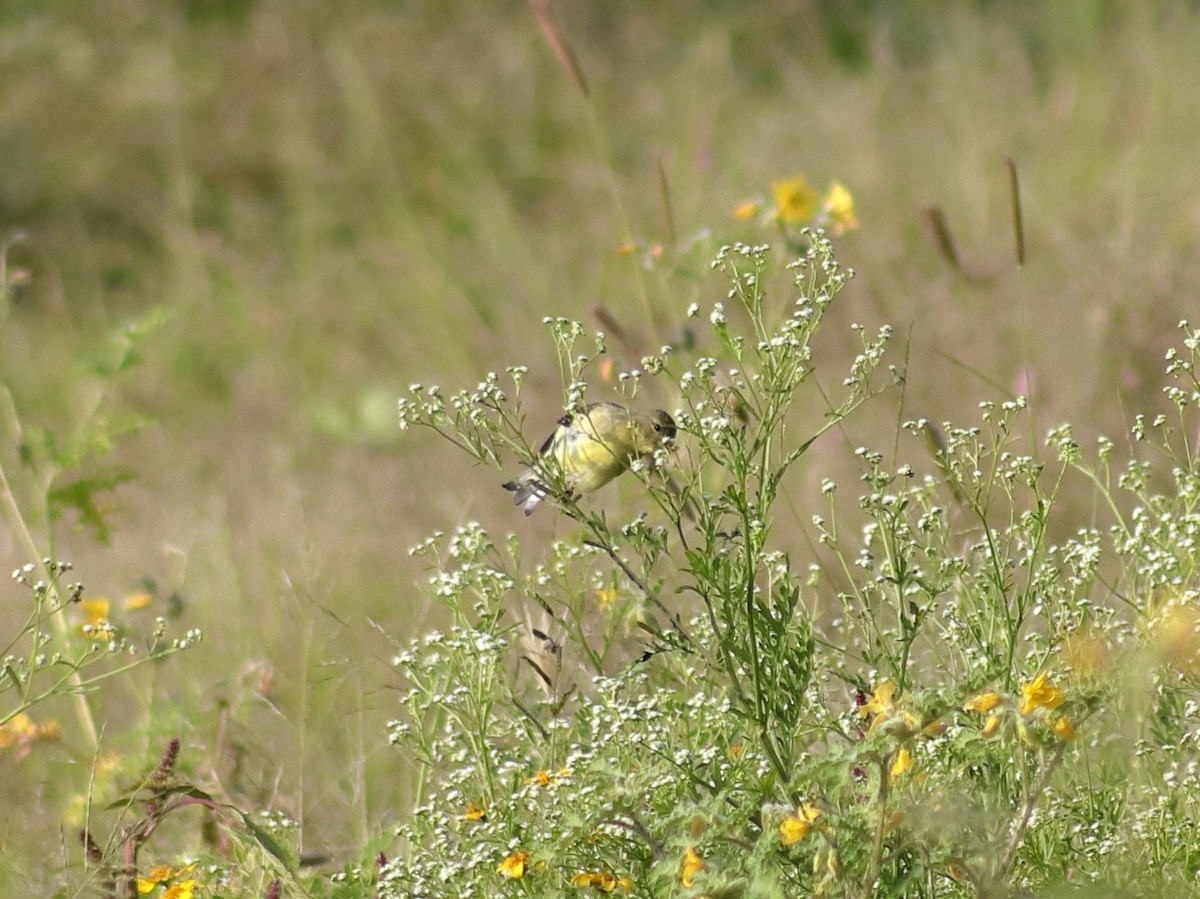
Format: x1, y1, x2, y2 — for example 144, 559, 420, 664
550, 417, 633, 495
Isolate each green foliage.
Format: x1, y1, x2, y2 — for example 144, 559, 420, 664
8, 3, 1200, 896
388, 243, 1200, 899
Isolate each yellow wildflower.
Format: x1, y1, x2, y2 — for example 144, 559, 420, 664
889, 747, 914, 782
80, 597, 113, 638
0, 713, 36, 749
616, 241, 638, 256
780, 803, 822, 846
137, 865, 174, 892
138, 866, 196, 896
571, 871, 632, 892
1019, 673, 1065, 715
981, 713, 1003, 738
963, 691, 1002, 714
858, 681, 920, 734
858, 681, 896, 719
595, 586, 619, 609
124, 591, 154, 611
1052, 716, 1076, 740
733, 200, 760, 221
771, 176, 819, 223
679, 846, 704, 887
163, 881, 196, 899
1152, 601, 1200, 671
497, 850, 530, 879
461, 802, 486, 821
823, 181, 859, 234
0, 712, 61, 758
525, 767, 569, 786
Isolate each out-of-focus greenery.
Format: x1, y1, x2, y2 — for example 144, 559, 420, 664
4, 0, 1200, 892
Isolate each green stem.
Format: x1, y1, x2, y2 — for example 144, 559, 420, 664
0, 457, 99, 751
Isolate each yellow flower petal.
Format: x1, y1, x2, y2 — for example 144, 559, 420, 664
780, 803, 822, 846
124, 591, 154, 611
163, 882, 196, 899
571, 871, 628, 892
679, 846, 704, 887
497, 850, 530, 879
80, 597, 111, 624
1019, 673, 1065, 715
981, 713, 1003, 738
964, 691, 1002, 714
889, 747, 914, 782
771, 176, 819, 223
823, 181, 859, 234
733, 200, 760, 221
858, 681, 896, 719
1052, 715, 1076, 740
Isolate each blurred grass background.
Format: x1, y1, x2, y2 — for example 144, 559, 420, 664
3, 0, 1200, 887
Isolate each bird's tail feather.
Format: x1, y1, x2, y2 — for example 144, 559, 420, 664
502, 474, 547, 515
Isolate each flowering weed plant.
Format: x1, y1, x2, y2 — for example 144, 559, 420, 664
388, 226, 1200, 899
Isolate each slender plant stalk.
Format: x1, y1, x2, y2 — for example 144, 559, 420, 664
0, 457, 99, 751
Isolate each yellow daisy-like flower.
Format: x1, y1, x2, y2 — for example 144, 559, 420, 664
497, 850, 531, 880
733, 199, 761, 221
779, 803, 822, 846
678, 846, 704, 887
823, 181, 859, 234
963, 691, 1002, 714
163, 881, 196, 899
1019, 673, 1065, 716
570, 871, 632, 892
461, 802, 486, 821
771, 176, 819, 223
525, 770, 553, 786
137, 865, 174, 893
137, 866, 197, 896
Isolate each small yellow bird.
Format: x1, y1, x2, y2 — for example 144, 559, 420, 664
503, 402, 677, 515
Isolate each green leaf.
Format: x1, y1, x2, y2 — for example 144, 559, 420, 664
47, 467, 136, 544
240, 811, 297, 869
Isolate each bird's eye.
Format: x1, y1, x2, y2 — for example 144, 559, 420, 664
653, 422, 662, 432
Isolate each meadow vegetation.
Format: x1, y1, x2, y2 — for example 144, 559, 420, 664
4, 2, 1200, 896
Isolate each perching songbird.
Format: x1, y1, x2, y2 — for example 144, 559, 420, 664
503, 402, 677, 515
